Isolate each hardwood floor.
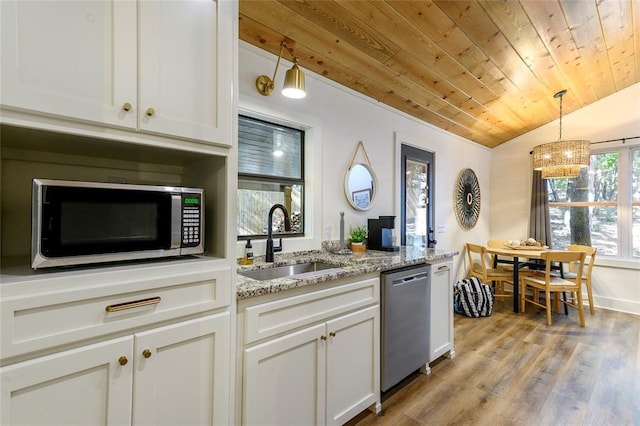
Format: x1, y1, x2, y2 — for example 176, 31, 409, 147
352, 300, 640, 426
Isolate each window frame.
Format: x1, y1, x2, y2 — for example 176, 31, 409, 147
237, 114, 306, 241
547, 145, 639, 259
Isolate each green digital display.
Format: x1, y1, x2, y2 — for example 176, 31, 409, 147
184, 197, 199, 205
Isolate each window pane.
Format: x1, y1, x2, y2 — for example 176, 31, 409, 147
590, 206, 618, 256
590, 152, 618, 202
548, 152, 619, 253
237, 179, 303, 236
238, 116, 302, 179
549, 205, 618, 255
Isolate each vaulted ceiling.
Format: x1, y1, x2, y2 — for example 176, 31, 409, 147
238, 0, 640, 148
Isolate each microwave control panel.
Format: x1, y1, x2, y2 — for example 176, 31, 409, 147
181, 193, 202, 247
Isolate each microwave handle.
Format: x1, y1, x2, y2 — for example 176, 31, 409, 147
171, 194, 182, 248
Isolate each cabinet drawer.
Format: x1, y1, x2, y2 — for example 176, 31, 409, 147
244, 277, 379, 345
1, 267, 230, 360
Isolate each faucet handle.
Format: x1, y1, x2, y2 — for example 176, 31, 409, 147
273, 238, 283, 253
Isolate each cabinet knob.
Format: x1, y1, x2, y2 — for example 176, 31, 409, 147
142, 349, 152, 359
329, 332, 336, 337
146, 107, 155, 117
122, 102, 132, 112
118, 356, 128, 366
320, 335, 327, 341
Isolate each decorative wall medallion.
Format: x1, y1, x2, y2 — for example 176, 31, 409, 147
454, 168, 481, 230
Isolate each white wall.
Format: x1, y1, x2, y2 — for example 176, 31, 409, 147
490, 83, 640, 314
238, 42, 639, 314
237, 41, 492, 279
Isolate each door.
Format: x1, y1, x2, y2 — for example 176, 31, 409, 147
243, 323, 326, 425
400, 144, 435, 248
133, 313, 231, 426
0, 336, 133, 425
326, 306, 380, 425
138, 0, 232, 145
0, 0, 137, 129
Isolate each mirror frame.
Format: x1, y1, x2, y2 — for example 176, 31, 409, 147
344, 163, 378, 211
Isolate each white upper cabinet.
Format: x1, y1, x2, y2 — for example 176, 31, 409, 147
137, 0, 232, 145
0, 0, 233, 147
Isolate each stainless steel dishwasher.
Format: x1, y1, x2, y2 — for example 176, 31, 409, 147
381, 263, 431, 391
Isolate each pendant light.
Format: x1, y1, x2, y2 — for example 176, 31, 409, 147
533, 90, 590, 179
255, 40, 306, 99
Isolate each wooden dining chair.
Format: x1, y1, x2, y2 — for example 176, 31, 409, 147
566, 244, 597, 314
466, 243, 513, 300
521, 250, 586, 326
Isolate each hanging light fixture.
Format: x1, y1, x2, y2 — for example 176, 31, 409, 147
532, 90, 590, 179
255, 40, 306, 99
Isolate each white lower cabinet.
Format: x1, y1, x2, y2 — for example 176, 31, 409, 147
429, 260, 455, 363
1, 312, 230, 426
240, 275, 381, 425
1, 260, 233, 426
0, 336, 134, 425
133, 313, 231, 426
325, 306, 380, 425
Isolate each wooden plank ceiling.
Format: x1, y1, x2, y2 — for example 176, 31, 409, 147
239, 0, 640, 148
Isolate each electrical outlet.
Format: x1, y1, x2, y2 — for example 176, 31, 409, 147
323, 225, 331, 240
437, 224, 445, 234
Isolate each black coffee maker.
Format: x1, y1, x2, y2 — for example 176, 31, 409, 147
367, 216, 400, 252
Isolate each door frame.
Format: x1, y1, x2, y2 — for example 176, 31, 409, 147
394, 133, 435, 247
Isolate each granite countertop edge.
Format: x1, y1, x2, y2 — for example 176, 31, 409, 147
236, 247, 458, 300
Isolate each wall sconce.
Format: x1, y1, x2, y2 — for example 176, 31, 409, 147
256, 41, 306, 99
533, 90, 590, 179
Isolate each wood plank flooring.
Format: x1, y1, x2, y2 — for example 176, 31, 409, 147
351, 300, 640, 426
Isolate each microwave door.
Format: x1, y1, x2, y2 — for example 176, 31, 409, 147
36, 186, 175, 262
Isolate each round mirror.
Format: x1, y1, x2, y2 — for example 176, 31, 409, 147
344, 163, 378, 210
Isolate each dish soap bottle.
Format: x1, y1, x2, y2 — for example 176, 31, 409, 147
243, 239, 254, 265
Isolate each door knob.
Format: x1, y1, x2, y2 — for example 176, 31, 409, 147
122, 102, 132, 112
118, 356, 128, 366
145, 107, 155, 117
142, 349, 152, 359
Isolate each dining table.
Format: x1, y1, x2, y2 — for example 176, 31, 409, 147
485, 245, 558, 313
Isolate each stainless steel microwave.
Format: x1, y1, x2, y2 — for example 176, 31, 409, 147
31, 179, 204, 269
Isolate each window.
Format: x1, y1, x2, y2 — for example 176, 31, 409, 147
237, 115, 304, 239
547, 147, 639, 258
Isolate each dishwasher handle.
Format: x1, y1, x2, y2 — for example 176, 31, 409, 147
392, 272, 428, 286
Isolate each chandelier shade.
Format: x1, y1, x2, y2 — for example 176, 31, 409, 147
532, 90, 590, 179
532, 139, 591, 170
540, 164, 584, 179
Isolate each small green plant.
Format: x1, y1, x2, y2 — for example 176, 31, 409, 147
349, 225, 367, 243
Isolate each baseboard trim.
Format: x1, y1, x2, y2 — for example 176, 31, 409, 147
590, 294, 640, 316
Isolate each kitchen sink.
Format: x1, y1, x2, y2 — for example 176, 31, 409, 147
238, 261, 342, 281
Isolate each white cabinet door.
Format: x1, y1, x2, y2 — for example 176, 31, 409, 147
430, 261, 455, 362
133, 312, 231, 426
243, 323, 326, 425
1, 0, 233, 146
0, 336, 133, 426
326, 306, 380, 426
0, 0, 137, 129
138, 0, 232, 145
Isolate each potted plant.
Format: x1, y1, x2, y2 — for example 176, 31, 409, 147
349, 225, 367, 252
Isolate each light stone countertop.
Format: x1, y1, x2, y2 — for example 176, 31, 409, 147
236, 246, 458, 300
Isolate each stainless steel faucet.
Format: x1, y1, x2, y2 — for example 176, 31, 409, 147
265, 204, 291, 262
